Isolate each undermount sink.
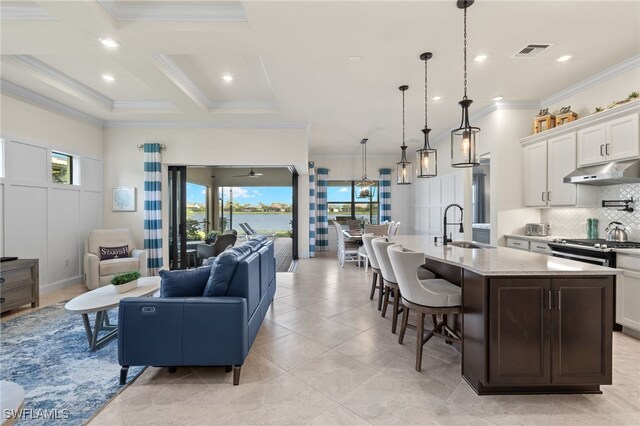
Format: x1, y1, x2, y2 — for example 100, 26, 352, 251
448, 241, 494, 249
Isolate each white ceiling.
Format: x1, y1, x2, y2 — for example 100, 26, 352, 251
1, 1, 639, 156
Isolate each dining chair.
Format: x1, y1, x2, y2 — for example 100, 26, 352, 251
364, 224, 389, 236
388, 244, 462, 372
333, 221, 358, 267
362, 233, 384, 310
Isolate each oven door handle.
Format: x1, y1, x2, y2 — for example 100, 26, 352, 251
550, 250, 609, 266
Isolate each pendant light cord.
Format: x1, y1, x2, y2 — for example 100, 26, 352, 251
463, 3, 468, 100
402, 89, 406, 147
424, 59, 428, 129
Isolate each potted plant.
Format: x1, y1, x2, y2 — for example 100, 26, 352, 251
110, 271, 141, 293
205, 230, 222, 244
628, 91, 639, 101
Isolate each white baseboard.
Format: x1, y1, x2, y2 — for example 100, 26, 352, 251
40, 276, 84, 294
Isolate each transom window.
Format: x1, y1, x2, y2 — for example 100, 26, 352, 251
51, 151, 72, 184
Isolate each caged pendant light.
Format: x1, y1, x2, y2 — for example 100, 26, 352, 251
416, 52, 437, 178
356, 138, 376, 199
451, 0, 480, 168
396, 85, 413, 185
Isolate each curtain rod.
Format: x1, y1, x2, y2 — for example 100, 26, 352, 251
136, 144, 166, 150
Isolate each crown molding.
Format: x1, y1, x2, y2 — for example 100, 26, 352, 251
0, 2, 56, 20
104, 121, 309, 130
8, 55, 113, 110
154, 54, 210, 110
97, 1, 247, 22
541, 54, 640, 107
113, 101, 177, 111
1, 79, 104, 126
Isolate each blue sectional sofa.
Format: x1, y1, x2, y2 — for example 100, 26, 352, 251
118, 236, 276, 385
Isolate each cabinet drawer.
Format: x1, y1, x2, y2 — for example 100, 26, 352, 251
1, 284, 35, 311
530, 242, 551, 255
507, 238, 530, 251
617, 254, 640, 271
0, 266, 35, 285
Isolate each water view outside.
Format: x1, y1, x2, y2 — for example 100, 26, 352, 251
219, 186, 293, 234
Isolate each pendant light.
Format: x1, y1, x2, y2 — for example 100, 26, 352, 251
396, 85, 413, 185
417, 52, 437, 178
356, 138, 376, 199
451, 0, 480, 168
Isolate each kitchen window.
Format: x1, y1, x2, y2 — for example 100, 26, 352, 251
327, 180, 379, 224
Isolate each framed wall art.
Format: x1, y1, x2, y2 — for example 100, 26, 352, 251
112, 187, 136, 212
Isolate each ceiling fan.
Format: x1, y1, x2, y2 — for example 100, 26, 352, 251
232, 167, 263, 178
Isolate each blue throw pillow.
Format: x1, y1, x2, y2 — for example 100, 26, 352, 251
160, 266, 211, 297
245, 239, 262, 252
202, 251, 239, 297
230, 244, 252, 259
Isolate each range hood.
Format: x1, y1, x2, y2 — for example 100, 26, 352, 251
564, 159, 640, 186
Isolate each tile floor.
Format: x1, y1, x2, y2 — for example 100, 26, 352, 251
6, 254, 638, 425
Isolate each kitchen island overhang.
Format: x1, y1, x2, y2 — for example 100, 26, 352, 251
389, 235, 621, 395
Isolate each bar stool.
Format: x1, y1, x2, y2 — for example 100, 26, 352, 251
362, 234, 384, 310
387, 244, 462, 372
371, 237, 404, 334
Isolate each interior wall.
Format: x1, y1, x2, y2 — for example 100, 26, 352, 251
102, 126, 310, 260
0, 95, 103, 292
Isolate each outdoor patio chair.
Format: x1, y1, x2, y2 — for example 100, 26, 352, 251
244, 223, 276, 241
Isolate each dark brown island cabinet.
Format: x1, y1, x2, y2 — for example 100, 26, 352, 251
461, 270, 613, 395
0, 259, 40, 313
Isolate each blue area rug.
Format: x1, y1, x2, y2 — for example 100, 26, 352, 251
0, 303, 144, 424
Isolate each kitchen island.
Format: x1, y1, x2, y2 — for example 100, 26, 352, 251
390, 235, 621, 395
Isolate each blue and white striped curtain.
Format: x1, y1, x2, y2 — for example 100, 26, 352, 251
316, 168, 330, 252
308, 161, 316, 258
379, 168, 391, 224
143, 143, 163, 275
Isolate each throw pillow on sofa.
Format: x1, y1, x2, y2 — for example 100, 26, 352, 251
99, 245, 130, 260
202, 251, 240, 297
160, 266, 211, 297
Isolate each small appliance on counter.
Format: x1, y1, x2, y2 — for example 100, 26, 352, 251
525, 223, 549, 236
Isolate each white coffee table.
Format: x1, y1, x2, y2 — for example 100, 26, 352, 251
0, 381, 24, 426
65, 276, 160, 351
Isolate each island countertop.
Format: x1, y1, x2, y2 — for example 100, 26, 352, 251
389, 235, 622, 277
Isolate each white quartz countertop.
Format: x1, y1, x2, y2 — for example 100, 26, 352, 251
389, 235, 621, 277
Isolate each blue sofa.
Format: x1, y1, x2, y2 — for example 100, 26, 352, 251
118, 236, 276, 385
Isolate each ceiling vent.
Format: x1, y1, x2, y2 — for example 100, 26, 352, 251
512, 44, 552, 58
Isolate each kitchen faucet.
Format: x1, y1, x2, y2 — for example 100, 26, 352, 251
437, 203, 464, 246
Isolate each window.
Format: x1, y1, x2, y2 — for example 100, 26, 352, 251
327, 180, 379, 224
186, 182, 208, 240
51, 151, 72, 184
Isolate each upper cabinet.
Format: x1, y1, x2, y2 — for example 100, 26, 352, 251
577, 114, 639, 166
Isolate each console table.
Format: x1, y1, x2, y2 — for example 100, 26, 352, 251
0, 259, 39, 313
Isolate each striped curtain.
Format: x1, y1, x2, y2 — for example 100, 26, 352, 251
316, 168, 330, 252
379, 168, 392, 224
308, 161, 316, 258
143, 143, 163, 275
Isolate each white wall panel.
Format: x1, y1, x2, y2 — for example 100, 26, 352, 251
81, 191, 104, 248
9, 142, 47, 184
48, 188, 81, 284
0, 183, 4, 257
5, 185, 47, 285
82, 157, 103, 190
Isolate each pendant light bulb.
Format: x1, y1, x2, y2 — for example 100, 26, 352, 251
417, 52, 437, 178
451, 0, 480, 168
396, 85, 413, 185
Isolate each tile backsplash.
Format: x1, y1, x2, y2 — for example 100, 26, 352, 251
540, 183, 640, 241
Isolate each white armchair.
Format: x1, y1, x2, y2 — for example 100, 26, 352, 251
83, 228, 148, 290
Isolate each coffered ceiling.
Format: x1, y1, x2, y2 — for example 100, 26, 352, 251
1, 1, 639, 156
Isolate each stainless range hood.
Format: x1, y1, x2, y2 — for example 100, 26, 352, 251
564, 159, 640, 185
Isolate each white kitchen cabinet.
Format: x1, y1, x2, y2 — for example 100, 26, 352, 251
506, 237, 530, 251
616, 254, 640, 333
577, 113, 639, 166
530, 241, 552, 254
523, 133, 596, 208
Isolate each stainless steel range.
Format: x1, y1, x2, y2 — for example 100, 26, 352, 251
547, 238, 640, 267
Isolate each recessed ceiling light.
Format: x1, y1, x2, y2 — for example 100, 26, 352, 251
349, 56, 361, 61
222, 75, 233, 82
474, 54, 488, 62
99, 38, 120, 48
432, 96, 442, 101
557, 54, 573, 62
102, 74, 115, 82
493, 96, 504, 101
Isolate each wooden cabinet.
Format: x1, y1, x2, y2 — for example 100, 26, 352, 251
487, 276, 612, 388
523, 133, 596, 208
616, 254, 640, 333
577, 113, 639, 166
0, 259, 39, 313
